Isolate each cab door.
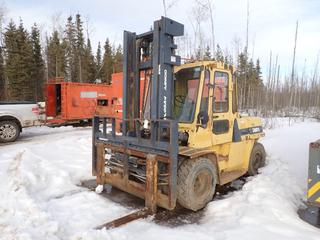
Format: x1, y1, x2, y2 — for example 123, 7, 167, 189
211, 70, 233, 145
191, 68, 213, 148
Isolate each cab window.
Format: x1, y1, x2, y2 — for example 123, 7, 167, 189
213, 72, 229, 113
173, 67, 201, 123
199, 69, 210, 114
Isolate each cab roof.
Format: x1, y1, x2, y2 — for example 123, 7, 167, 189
174, 60, 235, 74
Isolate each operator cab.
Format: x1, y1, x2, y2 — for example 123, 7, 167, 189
174, 61, 236, 147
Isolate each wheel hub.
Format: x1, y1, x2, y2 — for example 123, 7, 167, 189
193, 170, 212, 198
0, 124, 16, 140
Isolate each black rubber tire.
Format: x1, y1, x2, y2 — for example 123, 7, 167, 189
247, 142, 266, 176
0, 120, 20, 143
177, 157, 217, 211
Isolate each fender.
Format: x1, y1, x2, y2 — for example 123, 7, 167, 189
0, 112, 23, 130
0, 111, 23, 123
178, 146, 222, 183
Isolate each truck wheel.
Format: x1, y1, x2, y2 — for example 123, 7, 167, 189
248, 142, 266, 176
0, 121, 20, 143
177, 157, 217, 211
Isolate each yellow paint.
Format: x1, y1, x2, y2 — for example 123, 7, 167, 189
176, 60, 264, 185
308, 181, 320, 198
316, 197, 320, 203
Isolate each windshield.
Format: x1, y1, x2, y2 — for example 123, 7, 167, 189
173, 67, 201, 123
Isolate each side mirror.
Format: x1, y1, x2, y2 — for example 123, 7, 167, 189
197, 111, 209, 128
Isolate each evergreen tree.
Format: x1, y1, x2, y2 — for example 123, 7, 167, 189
4, 19, 34, 101
203, 45, 211, 60
215, 44, 224, 62
227, 54, 234, 65
75, 13, 85, 82
4, 20, 18, 100
255, 59, 263, 86
113, 44, 123, 73
30, 23, 45, 101
236, 52, 248, 108
95, 41, 102, 80
235, 52, 264, 109
83, 38, 96, 82
64, 15, 76, 82
17, 20, 34, 100
101, 38, 113, 84
195, 46, 201, 60
46, 30, 66, 79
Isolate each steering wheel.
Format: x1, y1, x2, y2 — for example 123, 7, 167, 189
175, 95, 186, 108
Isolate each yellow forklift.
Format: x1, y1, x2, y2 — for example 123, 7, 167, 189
92, 17, 265, 228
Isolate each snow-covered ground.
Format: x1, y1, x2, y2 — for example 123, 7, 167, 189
0, 119, 320, 240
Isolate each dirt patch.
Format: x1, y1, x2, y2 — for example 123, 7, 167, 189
80, 177, 248, 228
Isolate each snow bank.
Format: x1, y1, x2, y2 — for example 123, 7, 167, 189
0, 127, 130, 240
1, 121, 320, 239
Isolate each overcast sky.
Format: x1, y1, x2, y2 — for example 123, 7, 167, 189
3, 0, 320, 80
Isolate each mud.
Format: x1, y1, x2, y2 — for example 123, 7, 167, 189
80, 177, 247, 227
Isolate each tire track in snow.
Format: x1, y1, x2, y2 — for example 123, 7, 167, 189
7, 150, 25, 192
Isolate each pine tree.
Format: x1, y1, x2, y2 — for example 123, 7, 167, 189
82, 38, 96, 82
195, 46, 201, 60
255, 59, 263, 86
46, 30, 66, 79
64, 15, 76, 82
31, 23, 45, 101
75, 13, 85, 82
227, 54, 234, 65
204, 45, 211, 60
215, 44, 224, 62
4, 20, 18, 100
4, 19, 34, 101
95, 41, 102, 80
113, 44, 123, 73
236, 52, 248, 108
101, 38, 113, 84
17, 19, 34, 100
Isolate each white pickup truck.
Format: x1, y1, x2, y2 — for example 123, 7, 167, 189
0, 101, 42, 143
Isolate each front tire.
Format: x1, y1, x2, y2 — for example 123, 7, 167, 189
247, 142, 266, 176
0, 121, 20, 143
177, 157, 217, 211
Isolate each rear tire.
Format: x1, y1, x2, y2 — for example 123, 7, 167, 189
248, 142, 266, 176
0, 120, 20, 143
177, 157, 217, 211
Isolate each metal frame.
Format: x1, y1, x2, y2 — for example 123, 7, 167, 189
92, 116, 178, 209
92, 17, 184, 211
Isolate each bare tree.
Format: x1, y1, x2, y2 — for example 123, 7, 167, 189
289, 20, 299, 107
50, 12, 64, 38
231, 36, 242, 66
190, 0, 210, 58
162, 0, 179, 17
245, 0, 249, 54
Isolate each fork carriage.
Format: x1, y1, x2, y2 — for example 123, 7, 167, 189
92, 116, 179, 211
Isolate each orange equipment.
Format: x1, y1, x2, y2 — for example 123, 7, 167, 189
45, 74, 147, 126
45, 78, 112, 125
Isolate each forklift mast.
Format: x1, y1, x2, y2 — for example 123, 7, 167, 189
122, 17, 184, 134
92, 17, 184, 211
